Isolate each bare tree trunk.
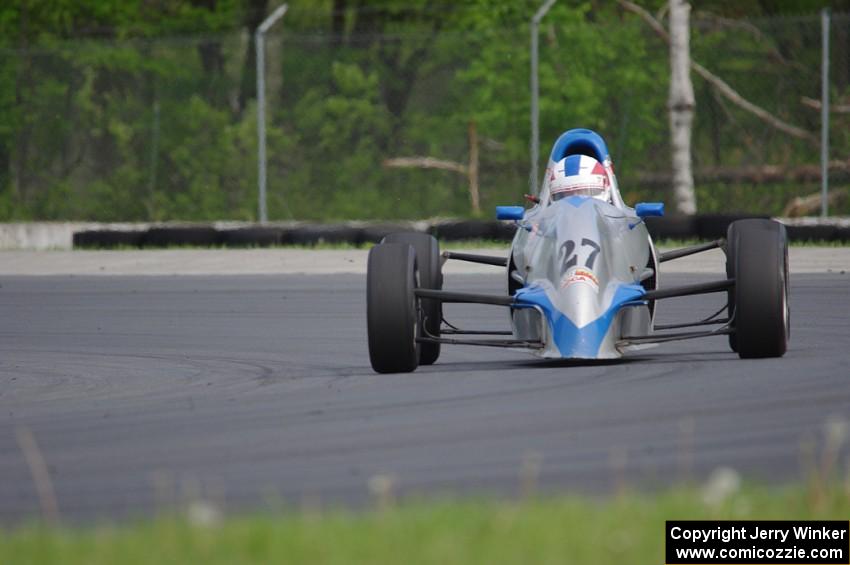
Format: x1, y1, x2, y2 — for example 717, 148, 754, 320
383, 120, 481, 215
467, 121, 480, 215
669, 0, 696, 215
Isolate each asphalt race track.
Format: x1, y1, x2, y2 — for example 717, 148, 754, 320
1, 269, 849, 523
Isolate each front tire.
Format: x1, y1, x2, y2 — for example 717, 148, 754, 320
367, 243, 421, 373
729, 219, 789, 358
381, 232, 442, 364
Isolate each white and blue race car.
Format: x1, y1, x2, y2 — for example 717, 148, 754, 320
367, 129, 789, 373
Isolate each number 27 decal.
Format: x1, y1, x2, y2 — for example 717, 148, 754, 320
558, 238, 601, 274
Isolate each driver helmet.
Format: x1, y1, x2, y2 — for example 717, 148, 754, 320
549, 154, 610, 202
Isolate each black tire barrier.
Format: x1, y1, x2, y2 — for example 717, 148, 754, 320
429, 220, 500, 241
644, 216, 697, 240
492, 221, 519, 241
784, 224, 837, 242
696, 214, 770, 240
142, 226, 221, 247
834, 226, 850, 241
361, 223, 423, 244
279, 226, 296, 245
73, 230, 145, 249
287, 225, 364, 246
66, 217, 850, 249
219, 227, 283, 247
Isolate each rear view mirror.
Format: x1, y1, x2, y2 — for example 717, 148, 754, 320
496, 206, 524, 221
635, 202, 665, 218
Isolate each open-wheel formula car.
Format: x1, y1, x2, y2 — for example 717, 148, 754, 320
367, 128, 789, 373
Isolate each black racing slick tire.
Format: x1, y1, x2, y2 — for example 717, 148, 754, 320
381, 232, 442, 365
725, 224, 740, 352
728, 219, 789, 358
367, 243, 421, 373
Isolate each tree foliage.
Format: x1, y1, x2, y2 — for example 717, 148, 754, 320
0, 0, 846, 221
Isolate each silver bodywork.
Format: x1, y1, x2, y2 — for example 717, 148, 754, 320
507, 130, 659, 359
509, 197, 656, 358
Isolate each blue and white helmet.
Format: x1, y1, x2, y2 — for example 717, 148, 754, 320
550, 154, 610, 202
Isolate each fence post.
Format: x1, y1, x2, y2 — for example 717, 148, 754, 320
255, 4, 289, 224
821, 8, 830, 218
530, 0, 557, 196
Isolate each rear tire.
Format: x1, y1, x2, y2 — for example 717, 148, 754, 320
729, 219, 789, 358
381, 232, 442, 365
367, 243, 421, 373
725, 225, 740, 352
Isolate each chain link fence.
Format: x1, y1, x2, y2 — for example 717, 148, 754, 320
0, 9, 847, 222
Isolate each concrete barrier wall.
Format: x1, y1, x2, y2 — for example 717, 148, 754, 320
0, 216, 847, 250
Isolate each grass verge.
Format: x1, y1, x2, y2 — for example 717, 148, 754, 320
2, 483, 848, 565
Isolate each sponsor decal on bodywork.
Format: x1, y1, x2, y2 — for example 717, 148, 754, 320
561, 267, 599, 291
